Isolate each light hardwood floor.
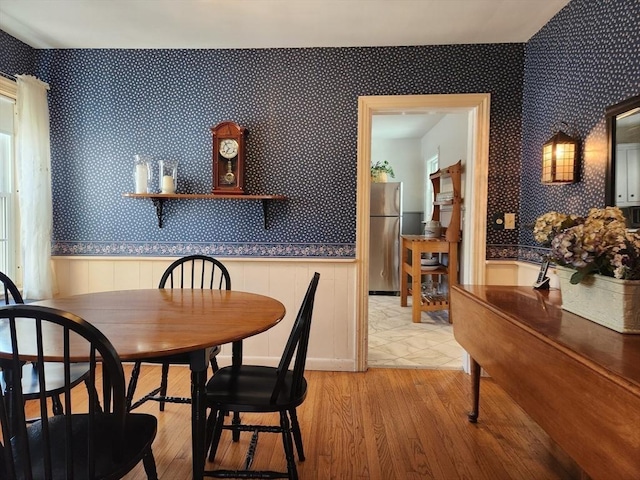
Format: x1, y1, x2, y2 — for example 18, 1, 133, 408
105, 364, 580, 480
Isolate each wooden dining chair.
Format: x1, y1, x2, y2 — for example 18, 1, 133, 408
203, 272, 320, 480
126, 255, 235, 412
0, 271, 90, 419
0, 304, 158, 479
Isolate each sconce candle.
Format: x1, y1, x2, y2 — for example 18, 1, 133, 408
135, 164, 148, 193
158, 159, 178, 194
161, 175, 175, 193
134, 154, 151, 194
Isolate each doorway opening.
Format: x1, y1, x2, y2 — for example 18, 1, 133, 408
355, 94, 491, 371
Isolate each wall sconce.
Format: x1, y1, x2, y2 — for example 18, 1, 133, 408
541, 129, 579, 184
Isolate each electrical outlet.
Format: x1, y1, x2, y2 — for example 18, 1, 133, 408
504, 213, 516, 229
491, 213, 504, 230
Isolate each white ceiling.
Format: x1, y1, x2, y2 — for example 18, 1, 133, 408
0, 0, 571, 50
372, 113, 445, 139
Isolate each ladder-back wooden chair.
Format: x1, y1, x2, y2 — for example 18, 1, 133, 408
0, 304, 158, 479
126, 255, 236, 412
204, 272, 320, 480
0, 271, 90, 421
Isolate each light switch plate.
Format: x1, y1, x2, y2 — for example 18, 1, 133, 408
504, 213, 516, 229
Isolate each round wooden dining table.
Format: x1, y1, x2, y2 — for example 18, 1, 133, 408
23, 288, 287, 480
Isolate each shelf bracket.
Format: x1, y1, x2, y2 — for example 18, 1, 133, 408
152, 198, 165, 228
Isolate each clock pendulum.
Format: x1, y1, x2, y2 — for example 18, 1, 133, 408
224, 160, 235, 184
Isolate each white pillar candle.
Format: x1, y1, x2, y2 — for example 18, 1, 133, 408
135, 164, 148, 194
161, 175, 175, 193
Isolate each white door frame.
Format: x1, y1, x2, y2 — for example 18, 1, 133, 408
355, 93, 491, 371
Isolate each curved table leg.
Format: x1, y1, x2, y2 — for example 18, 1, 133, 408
468, 356, 481, 423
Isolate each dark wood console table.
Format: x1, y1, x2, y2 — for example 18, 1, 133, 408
451, 285, 640, 480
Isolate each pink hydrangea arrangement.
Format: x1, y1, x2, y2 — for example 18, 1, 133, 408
532, 211, 583, 246
534, 207, 640, 284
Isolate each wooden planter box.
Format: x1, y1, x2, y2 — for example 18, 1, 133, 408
556, 266, 640, 334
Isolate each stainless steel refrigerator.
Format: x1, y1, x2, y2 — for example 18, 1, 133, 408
369, 182, 402, 294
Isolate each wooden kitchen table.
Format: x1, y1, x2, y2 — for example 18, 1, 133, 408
451, 284, 640, 480
18, 289, 287, 480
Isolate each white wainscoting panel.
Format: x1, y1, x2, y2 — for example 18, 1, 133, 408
52, 257, 358, 371
485, 260, 558, 287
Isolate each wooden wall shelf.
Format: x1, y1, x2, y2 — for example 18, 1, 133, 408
123, 193, 287, 228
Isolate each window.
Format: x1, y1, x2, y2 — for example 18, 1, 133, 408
0, 76, 19, 281
424, 153, 439, 222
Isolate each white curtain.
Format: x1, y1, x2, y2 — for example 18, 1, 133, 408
16, 75, 57, 299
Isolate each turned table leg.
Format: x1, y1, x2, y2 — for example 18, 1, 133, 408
468, 357, 481, 423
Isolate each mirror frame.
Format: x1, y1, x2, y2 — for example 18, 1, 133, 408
605, 93, 640, 206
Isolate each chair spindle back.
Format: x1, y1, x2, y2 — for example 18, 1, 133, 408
271, 272, 320, 403
0, 305, 127, 479
158, 255, 231, 290
0, 271, 24, 305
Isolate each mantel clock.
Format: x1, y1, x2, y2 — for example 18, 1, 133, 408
211, 121, 248, 194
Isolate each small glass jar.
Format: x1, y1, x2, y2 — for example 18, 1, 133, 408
158, 159, 178, 194
134, 154, 152, 194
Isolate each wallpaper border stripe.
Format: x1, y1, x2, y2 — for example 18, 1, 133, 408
52, 241, 356, 257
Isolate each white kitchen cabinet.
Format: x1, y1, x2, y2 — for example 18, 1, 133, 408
615, 143, 640, 207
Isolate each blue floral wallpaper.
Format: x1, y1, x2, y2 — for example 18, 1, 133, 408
516, 0, 640, 263
1, 36, 525, 257
0, 30, 35, 76
3, 0, 638, 261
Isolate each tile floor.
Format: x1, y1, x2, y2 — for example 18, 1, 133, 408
368, 294, 464, 370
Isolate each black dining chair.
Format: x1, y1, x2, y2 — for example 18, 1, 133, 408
0, 304, 158, 479
126, 255, 236, 412
203, 272, 320, 480
0, 271, 90, 420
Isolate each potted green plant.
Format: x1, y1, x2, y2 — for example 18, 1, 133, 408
371, 160, 395, 183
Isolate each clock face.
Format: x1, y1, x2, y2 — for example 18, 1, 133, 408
219, 139, 239, 159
